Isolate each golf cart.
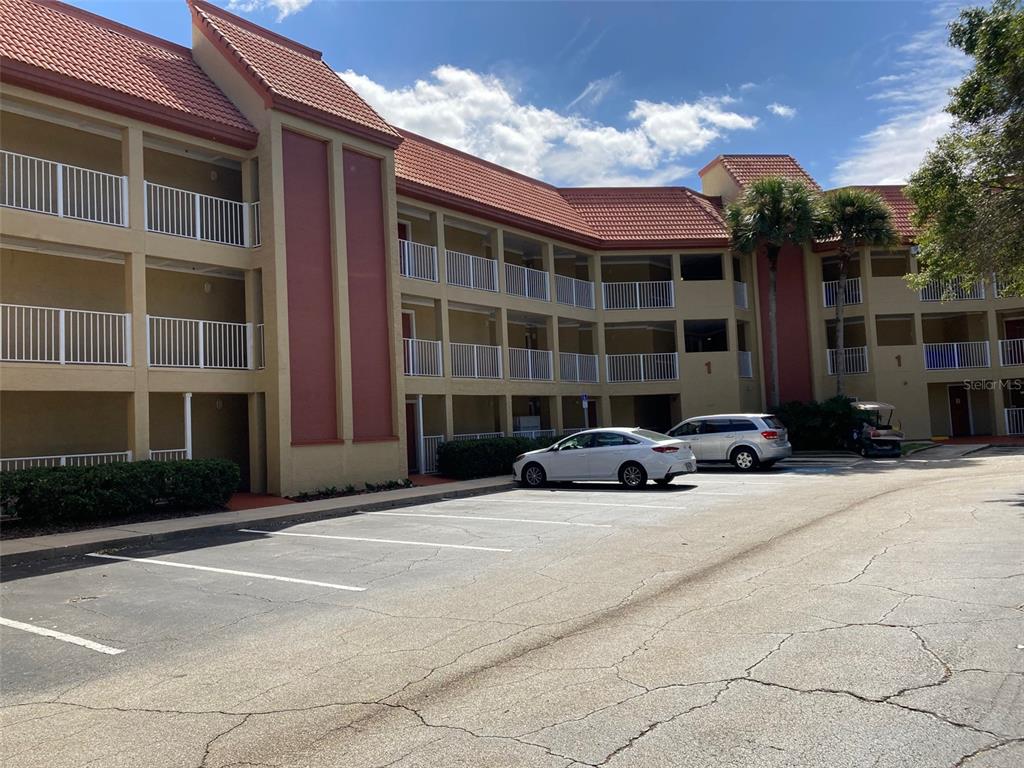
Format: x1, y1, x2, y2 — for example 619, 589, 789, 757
849, 401, 904, 457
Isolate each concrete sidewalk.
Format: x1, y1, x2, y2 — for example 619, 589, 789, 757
0, 476, 513, 565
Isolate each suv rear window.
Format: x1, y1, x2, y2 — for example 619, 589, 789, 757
761, 415, 785, 429
634, 429, 673, 442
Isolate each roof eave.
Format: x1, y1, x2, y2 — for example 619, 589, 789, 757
272, 96, 402, 149
0, 58, 258, 150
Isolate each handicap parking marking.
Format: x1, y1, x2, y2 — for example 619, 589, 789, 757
0, 616, 125, 656
239, 529, 514, 553
86, 553, 366, 591
362, 511, 613, 528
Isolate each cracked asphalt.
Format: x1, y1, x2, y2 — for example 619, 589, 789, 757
1, 449, 1022, 767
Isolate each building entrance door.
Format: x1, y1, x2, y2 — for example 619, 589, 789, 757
405, 401, 418, 473
947, 385, 972, 436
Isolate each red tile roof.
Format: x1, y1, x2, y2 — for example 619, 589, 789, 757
0, 0, 257, 148
700, 154, 821, 191
850, 185, 916, 240
396, 132, 730, 249
558, 188, 728, 247
189, 0, 400, 148
395, 131, 599, 244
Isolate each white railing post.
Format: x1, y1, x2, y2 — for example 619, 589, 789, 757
55, 162, 64, 219
145, 314, 151, 366
197, 320, 206, 368
58, 308, 66, 365
121, 176, 130, 227
193, 194, 201, 240
639, 354, 645, 382
245, 322, 254, 370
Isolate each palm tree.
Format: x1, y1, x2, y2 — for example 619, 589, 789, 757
816, 188, 898, 396
726, 177, 817, 408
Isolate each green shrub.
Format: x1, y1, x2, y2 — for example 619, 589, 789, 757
437, 435, 558, 480
771, 396, 858, 451
0, 459, 240, 527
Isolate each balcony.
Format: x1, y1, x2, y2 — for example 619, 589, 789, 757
452, 431, 504, 441
919, 278, 985, 302
0, 303, 131, 366
555, 274, 595, 309
399, 239, 438, 282
734, 281, 749, 310
403, 338, 443, 376
1006, 408, 1024, 436
512, 428, 557, 439
923, 341, 990, 370
446, 250, 498, 292
999, 338, 1024, 367
823, 277, 862, 308
145, 181, 258, 248
0, 450, 132, 472
826, 346, 869, 375
560, 352, 599, 383
508, 347, 553, 380
1, 149, 127, 227
505, 263, 550, 302
450, 342, 502, 378
602, 281, 674, 310
738, 350, 753, 378
150, 449, 190, 461
147, 315, 254, 369
606, 352, 678, 382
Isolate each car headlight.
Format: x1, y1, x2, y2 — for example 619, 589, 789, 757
515, 454, 525, 462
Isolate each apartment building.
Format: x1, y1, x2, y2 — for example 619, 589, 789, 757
1, 0, 1021, 495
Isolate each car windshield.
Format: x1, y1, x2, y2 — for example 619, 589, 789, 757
633, 429, 673, 442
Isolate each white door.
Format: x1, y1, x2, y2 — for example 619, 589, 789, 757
546, 433, 595, 479
588, 431, 639, 479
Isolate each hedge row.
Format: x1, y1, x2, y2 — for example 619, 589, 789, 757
771, 396, 858, 451
0, 459, 240, 526
437, 436, 558, 480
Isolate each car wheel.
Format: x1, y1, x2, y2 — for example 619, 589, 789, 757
521, 463, 546, 488
619, 462, 648, 489
731, 447, 760, 472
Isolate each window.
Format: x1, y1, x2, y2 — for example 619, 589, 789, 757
705, 419, 734, 433
762, 415, 785, 430
680, 253, 724, 281
684, 319, 729, 353
557, 433, 594, 450
592, 432, 639, 447
670, 421, 700, 437
632, 429, 671, 442
728, 419, 758, 432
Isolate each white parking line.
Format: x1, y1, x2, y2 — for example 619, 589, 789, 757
240, 529, 513, 552
469, 497, 687, 510
363, 511, 612, 528
86, 554, 365, 591
0, 617, 125, 655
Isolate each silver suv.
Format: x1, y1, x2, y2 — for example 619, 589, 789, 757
666, 413, 791, 471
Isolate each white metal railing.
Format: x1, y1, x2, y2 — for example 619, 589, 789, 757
606, 352, 678, 382
0, 451, 132, 472
560, 352, 599, 383
508, 347, 553, 380
446, 250, 498, 292
422, 435, 444, 474
505, 263, 550, 301
734, 281, 748, 310
602, 281, 674, 310
145, 181, 257, 248
826, 346, 869, 375
993, 276, 1018, 298
451, 432, 504, 441
147, 315, 253, 369
555, 274, 595, 309
404, 338, 443, 376
822, 277, 862, 308
1, 303, 131, 365
0, 149, 127, 227
255, 323, 266, 369
251, 201, 261, 247
923, 341, 990, 370
1006, 408, 1024, 436
399, 239, 438, 282
513, 429, 556, 439
149, 449, 190, 461
919, 277, 985, 302
738, 350, 753, 378
450, 342, 502, 378
999, 338, 1024, 367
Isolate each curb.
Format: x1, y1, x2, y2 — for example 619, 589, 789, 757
0, 479, 514, 568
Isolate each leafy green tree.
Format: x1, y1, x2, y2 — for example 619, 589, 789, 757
906, 0, 1024, 294
726, 177, 817, 407
816, 188, 898, 395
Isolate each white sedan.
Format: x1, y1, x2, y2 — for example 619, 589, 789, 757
513, 428, 697, 489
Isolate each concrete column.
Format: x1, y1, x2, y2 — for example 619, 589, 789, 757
542, 241, 556, 302
552, 394, 564, 435
992, 379, 1007, 435
493, 227, 506, 294
499, 393, 513, 436
986, 308, 1000, 372
248, 392, 267, 492
598, 395, 612, 428
240, 158, 257, 204
496, 306, 510, 381
120, 126, 145, 233
124, 251, 148, 460
548, 314, 561, 382
183, 392, 193, 459
443, 393, 455, 440
329, 139, 351, 442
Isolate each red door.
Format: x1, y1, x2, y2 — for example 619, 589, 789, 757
405, 402, 418, 473
397, 221, 409, 240
948, 385, 972, 436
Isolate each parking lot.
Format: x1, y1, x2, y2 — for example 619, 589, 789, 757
2, 451, 1023, 767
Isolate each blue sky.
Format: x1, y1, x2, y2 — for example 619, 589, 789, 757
76, 1, 969, 189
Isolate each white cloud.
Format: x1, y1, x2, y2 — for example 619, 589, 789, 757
767, 102, 796, 119
340, 66, 757, 186
832, 4, 969, 186
739, 82, 757, 92
227, 0, 311, 22
567, 73, 621, 111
